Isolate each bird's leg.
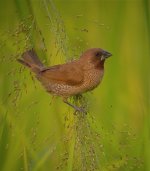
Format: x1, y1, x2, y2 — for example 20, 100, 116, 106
63, 98, 86, 114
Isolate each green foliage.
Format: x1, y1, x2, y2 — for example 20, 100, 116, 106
0, 0, 149, 171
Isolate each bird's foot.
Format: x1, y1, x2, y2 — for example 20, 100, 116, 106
63, 100, 87, 114
73, 106, 87, 115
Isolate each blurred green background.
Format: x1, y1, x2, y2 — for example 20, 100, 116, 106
0, 0, 149, 171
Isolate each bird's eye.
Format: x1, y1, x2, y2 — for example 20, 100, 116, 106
95, 52, 101, 57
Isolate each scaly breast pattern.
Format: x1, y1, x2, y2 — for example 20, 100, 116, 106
81, 69, 104, 92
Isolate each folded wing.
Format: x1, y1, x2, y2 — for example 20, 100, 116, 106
39, 62, 84, 86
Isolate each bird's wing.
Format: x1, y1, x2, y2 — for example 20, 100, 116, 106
39, 62, 84, 86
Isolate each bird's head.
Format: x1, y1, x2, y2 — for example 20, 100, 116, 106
80, 48, 112, 69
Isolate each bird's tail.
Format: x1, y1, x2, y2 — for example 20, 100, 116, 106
17, 49, 44, 73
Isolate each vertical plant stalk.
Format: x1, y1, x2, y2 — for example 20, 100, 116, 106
23, 144, 29, 171
67, 131, 75, 171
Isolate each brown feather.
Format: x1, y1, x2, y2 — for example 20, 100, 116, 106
39, 62, 84, 86
18, 49, 44, 73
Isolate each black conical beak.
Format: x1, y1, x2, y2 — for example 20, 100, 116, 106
101, 50, 112, 60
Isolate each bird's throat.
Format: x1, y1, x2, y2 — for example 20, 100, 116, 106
95, 60, 105, 70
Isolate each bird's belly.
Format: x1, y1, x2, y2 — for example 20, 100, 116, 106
45, 83, 78, 96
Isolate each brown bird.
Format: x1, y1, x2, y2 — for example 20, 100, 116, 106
18, 48, 111, 112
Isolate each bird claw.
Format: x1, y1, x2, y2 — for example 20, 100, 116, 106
73, 106, 87, 114
63, 100, 87, 114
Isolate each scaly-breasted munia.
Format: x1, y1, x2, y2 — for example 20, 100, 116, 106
18, 48, 111, 112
